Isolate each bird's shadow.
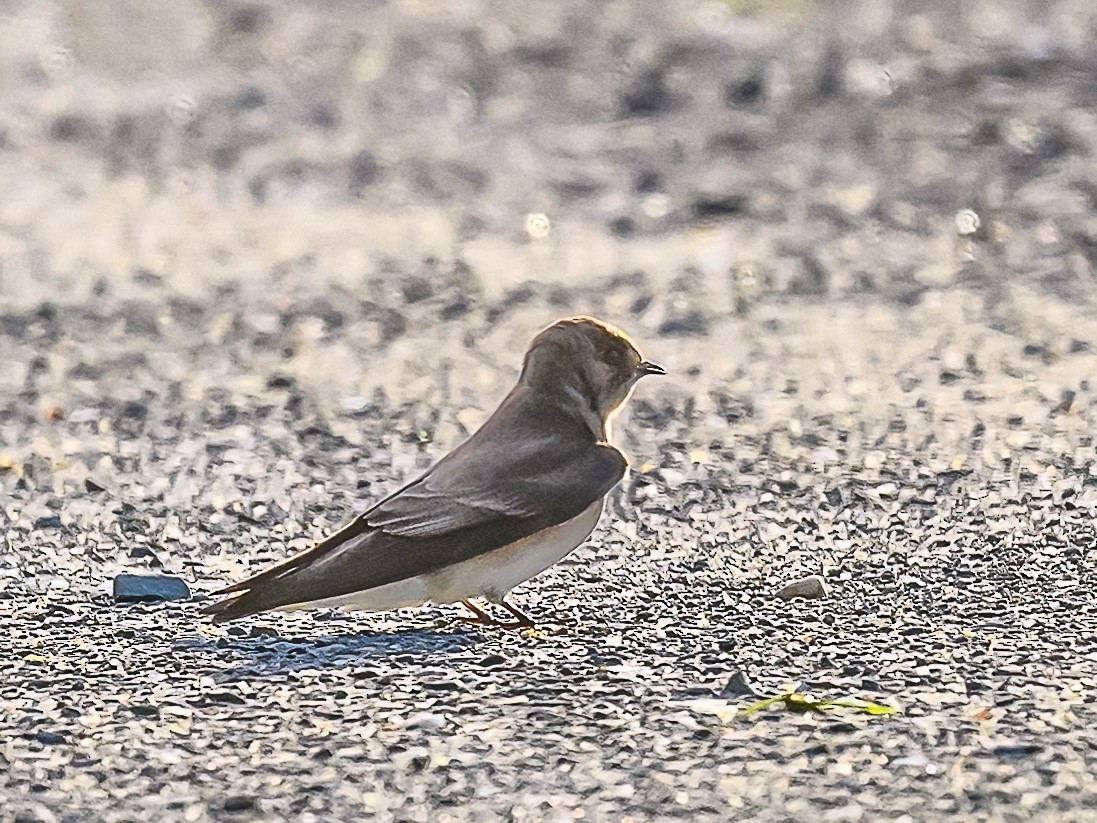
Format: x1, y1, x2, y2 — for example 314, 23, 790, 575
179, 624, 482, 680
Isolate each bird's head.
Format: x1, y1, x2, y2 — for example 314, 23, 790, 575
520, 316, 664, 431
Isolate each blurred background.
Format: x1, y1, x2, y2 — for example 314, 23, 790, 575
5, 0, 1097, 538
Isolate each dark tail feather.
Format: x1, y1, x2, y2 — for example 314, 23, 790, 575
200, 517, 372, 623
200, 559, 302, 622
200, 590, 269, 624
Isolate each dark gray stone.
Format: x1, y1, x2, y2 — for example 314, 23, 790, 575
112, 574, 191, 603
223, 795, 255, 812
721, 670, 757, 697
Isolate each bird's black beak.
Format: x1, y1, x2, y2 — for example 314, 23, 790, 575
638, 360, 666, 376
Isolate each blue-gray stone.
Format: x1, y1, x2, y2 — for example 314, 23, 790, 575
112, 574, 191, 603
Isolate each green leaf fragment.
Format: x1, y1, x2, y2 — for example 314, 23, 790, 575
740, 691, 898, 718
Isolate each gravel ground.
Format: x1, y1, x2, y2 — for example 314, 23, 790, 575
3, 1, 1097, 821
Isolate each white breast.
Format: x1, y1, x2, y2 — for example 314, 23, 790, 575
279, 499, 605, 613
426, 498, 604, 604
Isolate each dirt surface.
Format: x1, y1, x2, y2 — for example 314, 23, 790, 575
2, 1, 1097, 821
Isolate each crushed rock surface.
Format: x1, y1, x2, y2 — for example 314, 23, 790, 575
2, 1, 1097, 821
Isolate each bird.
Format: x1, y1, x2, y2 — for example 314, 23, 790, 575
201, 316, 664, 627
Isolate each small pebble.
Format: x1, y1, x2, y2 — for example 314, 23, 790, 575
721, 670, 757, 696
223, 795, 255, 812
777, 575, 828, 601
955, 209, 980, 235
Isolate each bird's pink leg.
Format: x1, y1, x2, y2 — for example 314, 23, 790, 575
498, 600, 536, 628
459, 599, 495, 625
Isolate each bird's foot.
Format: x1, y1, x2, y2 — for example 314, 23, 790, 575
498, 600, 536, 628
459, 599, 497, 625
457, 599, 539, 629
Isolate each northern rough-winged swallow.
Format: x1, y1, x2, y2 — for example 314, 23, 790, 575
202, 316, 664, 627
